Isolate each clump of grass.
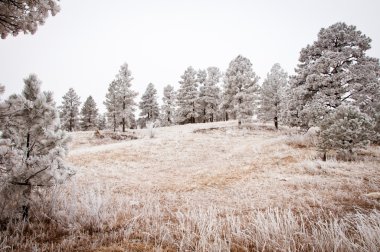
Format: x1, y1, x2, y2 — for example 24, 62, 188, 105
286, 128, 319, 149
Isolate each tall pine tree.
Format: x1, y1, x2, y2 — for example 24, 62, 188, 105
198, 67, 221, 123
160, 85, 176, 126
139, 83, 159, 121
258, 63, 288, 129
176, 66, 199, 124
288, 22, 380, 129
80, 96, 98, 131
224, 55, 260, 126
59, 88, 81, 132
116, 63, 138, 132
104, 80, 120, 132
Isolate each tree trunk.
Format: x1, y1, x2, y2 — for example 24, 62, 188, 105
113, 114, 116, 132
69, 110, 73, 132
226, 112, 229, 121
274, 116, 278, 130
122, 100, 126, 132
211, 113, 214, 122
23, 133, 32, 221
21, 184, 31, 222
26, 132, 30, 158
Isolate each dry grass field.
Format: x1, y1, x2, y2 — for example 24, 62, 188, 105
2, 121, 380, 251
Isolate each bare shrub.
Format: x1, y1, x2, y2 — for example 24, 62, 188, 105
286, 129, 319, 149
93, 130, 138, 141
147, 122, 155, 138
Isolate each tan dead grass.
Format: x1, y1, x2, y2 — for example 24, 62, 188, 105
2, 121, 380, 251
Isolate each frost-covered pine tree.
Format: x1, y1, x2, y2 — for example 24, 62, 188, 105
176, 66, 199, 124
97, 113, 107, 130
80, 96, 98, 131
0, 74, 73, 220
318, 105, 375, 160
139, 83, 159, 121
288, 22, 380, 129
160, 85, 176, 126
0, 84, 4, 113
221, 83, 234, 121
59, 88, 81, 132
0, 84, 5, 122
104, 80, 120, 132
258, 63, 288, 129
196, 69, 207, 121
116, 63, 138, 132
198, 67, 221, 123
224, 55, 260, 126
0, 0, 60, 39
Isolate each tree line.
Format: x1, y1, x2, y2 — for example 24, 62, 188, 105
59, 56, 261, 131
1, 22, 380, 220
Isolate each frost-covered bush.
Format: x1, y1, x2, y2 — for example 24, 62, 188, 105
286, 127, 319, 148
0, 75, 74, 220
318, 105, 375, 160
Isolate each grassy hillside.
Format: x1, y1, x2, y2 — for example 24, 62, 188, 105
2, 121, 380, 251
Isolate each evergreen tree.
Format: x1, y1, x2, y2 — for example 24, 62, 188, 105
59, 88, 81, 132
116, 63, 138, 132
198, 67, 221, 123
0, 0, 60, 39
288, 22, 380, 129
80, 96, 98, 130
160, 85, 176, 126
104, 80, 120, 132
0, 74, 73, 220
258, 63, 288, 129
0, 84, 4, 117
176, 66, 199, 124
224, 55, 260, 125
97, 113, 107, 130
318, 105, 375, 160
221, 84, 234, 121
139, 83, 159, 121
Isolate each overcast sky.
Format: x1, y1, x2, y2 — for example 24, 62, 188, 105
1, 0, 380, 113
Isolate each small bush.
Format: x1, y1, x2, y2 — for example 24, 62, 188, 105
318, 105, 375, 160
286, 127, 319, 148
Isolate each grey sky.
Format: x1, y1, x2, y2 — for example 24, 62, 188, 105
1, 0, 379, 113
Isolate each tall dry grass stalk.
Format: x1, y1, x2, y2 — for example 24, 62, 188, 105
1, 181, 380, 251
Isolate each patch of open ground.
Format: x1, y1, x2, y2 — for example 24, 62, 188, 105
68, 121, 380, 215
